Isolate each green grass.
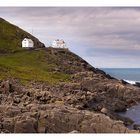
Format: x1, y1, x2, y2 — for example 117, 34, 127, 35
0, 18, 43, 53
0, 18, 71, 83
0, 18, 73, 84
0, 49, 70, 83
0, 19, 26, 52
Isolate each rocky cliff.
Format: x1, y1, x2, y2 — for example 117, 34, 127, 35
0, 18, 140, 133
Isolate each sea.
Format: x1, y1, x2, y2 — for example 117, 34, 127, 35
101, 68, 140, 83
101, 68, 140, 127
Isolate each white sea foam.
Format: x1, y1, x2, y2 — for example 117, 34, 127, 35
124, 79, 140, 85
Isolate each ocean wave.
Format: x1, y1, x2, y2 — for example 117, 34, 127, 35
124, 80, 136, 85
123, 80, 140, 86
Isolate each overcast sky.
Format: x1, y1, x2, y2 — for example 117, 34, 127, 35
0, 7, 140, 68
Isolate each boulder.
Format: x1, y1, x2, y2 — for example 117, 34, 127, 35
113, 101, 127, 112
79, 113, 132, 133
135, 82, 140, 88
1, 80, 11, 94
133, 124, 140, 130
2, 118, 15, 133
100, 108, 108, 114
5, 106, 21, 117
37, 111, 48, 133
14, 117, 37, 133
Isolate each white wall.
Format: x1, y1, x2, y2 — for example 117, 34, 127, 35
51, 40, 66, 48
22, 39, 34, 48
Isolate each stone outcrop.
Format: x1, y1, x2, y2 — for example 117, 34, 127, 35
0, 78, 139, 133
0, 48, 139, 133
0, 103, 138, 133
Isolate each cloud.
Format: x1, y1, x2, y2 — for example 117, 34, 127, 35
0, 7, 140, 67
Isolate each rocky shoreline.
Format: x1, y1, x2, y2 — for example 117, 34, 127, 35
124, 80, 140, 88
0, 70, 140, 133
1, 17, 140, 133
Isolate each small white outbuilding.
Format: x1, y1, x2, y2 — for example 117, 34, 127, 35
51, 39, 66, 48
22, 38, 34, 48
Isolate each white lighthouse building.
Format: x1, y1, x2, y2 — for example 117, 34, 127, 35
52, 39, 66, 48
22, 38, 34, 48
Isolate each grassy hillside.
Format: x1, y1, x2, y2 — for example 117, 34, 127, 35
0, 18, 44, 53
0, 48, 71, 83
0, 18, 94, 84
0, 18, 71, 83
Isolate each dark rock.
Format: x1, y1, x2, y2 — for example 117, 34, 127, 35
1, 80, 11, 94
135, 82, 140, 88
14, 117, 37, 133
1, 129, 10, 133
107, 111, 134, 126
120, 80, 128, 85
5, 106, 21, 117
100, 108, 108, 114
38, 118, 47, 133
0, 123, 2, 129
113, 101, 127, 112
81, 80, 95, 92
133, 124, 140, 130
0, 105, 6, 113
13, 97, 20, 104
2, 118, 15, 133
